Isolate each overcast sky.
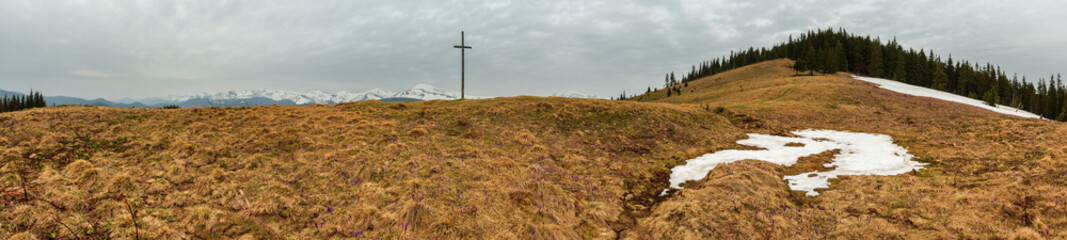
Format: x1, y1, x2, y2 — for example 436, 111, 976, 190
2, 0, 1065, 100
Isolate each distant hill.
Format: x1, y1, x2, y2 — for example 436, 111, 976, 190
628, 28, 1066, 121
378, 97, 424, 102
0, 89, 25, 97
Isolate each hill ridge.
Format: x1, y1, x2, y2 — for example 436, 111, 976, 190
625, 28, 1066, 121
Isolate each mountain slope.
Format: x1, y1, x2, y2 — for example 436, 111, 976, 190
630, 59, 1067, 238
649, 28, 1066, 120
2, 60, 1065, 239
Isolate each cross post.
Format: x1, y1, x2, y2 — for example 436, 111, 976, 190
453, 31, 472, 99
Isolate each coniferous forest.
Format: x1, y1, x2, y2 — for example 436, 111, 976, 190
629, 28, 1067, 121
0, 90, 47, 113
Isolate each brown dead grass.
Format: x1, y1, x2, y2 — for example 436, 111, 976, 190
1, 59, 1064, 239
0, 97, 742, 239
634, 59, 1067, 239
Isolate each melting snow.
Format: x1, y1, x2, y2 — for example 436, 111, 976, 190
664, 129, 925, 196
853, 75, 1043, 119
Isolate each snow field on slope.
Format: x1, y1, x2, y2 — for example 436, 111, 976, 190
664, 129, 925, 196
853, 76, 1043, 119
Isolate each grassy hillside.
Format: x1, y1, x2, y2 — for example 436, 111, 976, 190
0, 97, 759, 239
2, 59, 1065, 239
634, 59, 1067, 239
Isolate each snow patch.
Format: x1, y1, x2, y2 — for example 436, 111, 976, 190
852, 75, 1043, 119
664, 129, 924, 196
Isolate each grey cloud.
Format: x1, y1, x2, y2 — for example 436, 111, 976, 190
1, 0, 1064, 100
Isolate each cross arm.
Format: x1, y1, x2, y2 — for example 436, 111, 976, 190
454, 45, 471, 49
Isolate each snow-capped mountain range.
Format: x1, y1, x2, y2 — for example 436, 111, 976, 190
10, 84, 603, 108
30, 84, 480, 108
167, 84, 469, 105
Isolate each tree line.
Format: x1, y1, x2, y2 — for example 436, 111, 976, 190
625, 28, 1067, 121
1, 90, 47, 113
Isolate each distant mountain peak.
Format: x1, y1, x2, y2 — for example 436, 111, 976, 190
552, 90, 600, 99
411, 83, 439, 91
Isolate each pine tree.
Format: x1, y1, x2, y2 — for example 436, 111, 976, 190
12, 94, 20, 110
803, 44, 816, 75
892, 52, 907, 81
957, 63, 974, 96
793, 59, 805, 75
931, 62, 948, 91
817, 48, 830, 73
36, 91, 45, 107
1037, 79, 1047, 115
1059, 97, 1067, 121
867, 43, 883, 77
982, 88, 997, 106
830, 41, 846, 72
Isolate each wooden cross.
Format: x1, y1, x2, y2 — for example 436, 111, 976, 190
453, 31, 472, 99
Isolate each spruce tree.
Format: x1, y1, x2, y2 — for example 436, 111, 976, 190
36, 91, 45, 107
1059, 98, 1067, 121
957, 63, 973, 96
794, 59, 806, 75
804, 44, 816, 75
931, 62, 949, 91
817, 48, 830, 73
892, 52, 907, 81
867, 43, 883, 78
982, 88, 997, 106
832, 41, 846, 72
12, 94, 20, 110
1037, 79, 1047, 115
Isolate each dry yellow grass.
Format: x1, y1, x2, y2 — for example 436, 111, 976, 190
1, 98, 745, 239
1, 59, 1064, 239
633, 59, 1067, 239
